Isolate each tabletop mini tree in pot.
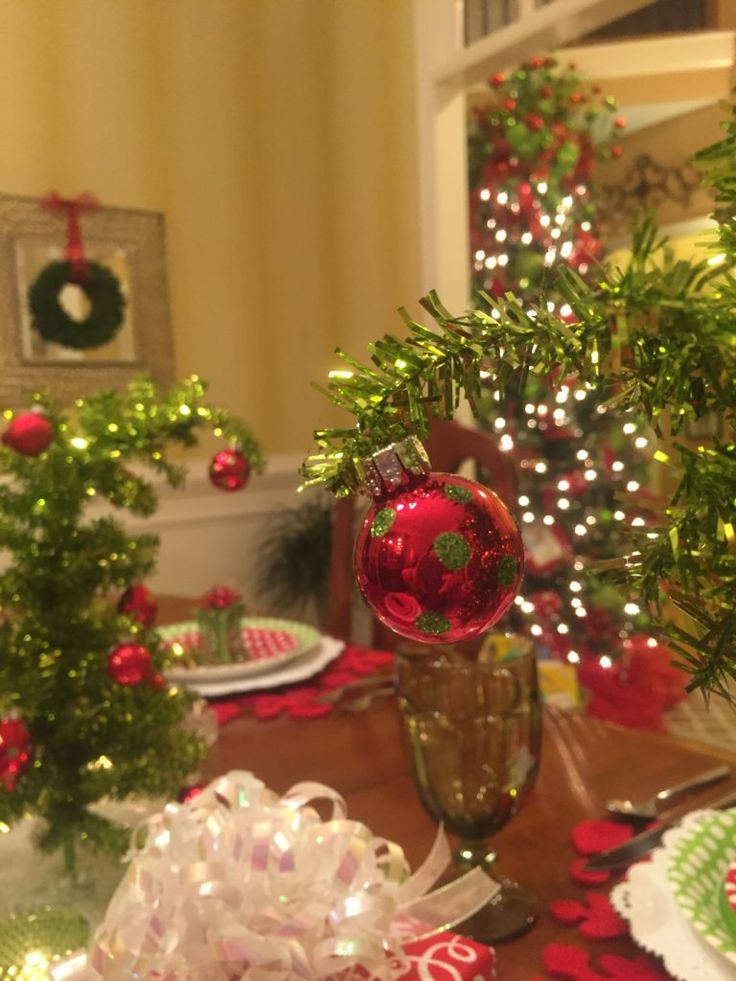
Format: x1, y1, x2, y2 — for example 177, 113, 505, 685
0, 374, 262, 874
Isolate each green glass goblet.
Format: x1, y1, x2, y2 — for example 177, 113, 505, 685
396, 634, 542, 943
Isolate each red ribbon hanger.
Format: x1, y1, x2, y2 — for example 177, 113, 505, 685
41, 192, 100, 280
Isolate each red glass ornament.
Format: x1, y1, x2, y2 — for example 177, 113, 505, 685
525, 113, 545, 132
0, 717, 32, 791
354, 460, 523, 645
118, 583, 157, 628
209, 448, 250, 492
2, 410, 53, 456
490, 72, 506, 87
108, 642, 153, 686
150, 672, 166, 691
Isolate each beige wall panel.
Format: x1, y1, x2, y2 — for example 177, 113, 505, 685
0, 0, 422, 457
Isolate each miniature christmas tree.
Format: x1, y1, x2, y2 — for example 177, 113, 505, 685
0, 375, 261, 868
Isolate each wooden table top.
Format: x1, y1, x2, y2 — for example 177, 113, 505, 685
161, 599, 736, 977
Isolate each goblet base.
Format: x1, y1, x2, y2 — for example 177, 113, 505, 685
460, 875, 539, 944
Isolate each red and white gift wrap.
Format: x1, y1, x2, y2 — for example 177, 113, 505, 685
53, 772, 497, 980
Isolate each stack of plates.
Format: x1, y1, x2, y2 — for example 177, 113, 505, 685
612, 808, 736, 980
159, 617, 344, 697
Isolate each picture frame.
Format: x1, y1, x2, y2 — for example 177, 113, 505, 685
0, 193, 175, 406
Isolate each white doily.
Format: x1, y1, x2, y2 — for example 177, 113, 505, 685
611, 810, 735, 981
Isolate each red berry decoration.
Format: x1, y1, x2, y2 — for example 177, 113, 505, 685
2, 410, 53, 456
208, 448, 250, 492
353, 438, 523, 644
199, 584, 242, 609
118, 583, 157, 628
0, 717, 32, 791
108, 642, 153, 686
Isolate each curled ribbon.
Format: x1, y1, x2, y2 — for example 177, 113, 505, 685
41, 191, 100, 280
52, 770, 498, 980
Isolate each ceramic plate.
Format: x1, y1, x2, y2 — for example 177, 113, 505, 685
186, 636, 346, 697
667, 809, 736, 965
160, 617, 321, 684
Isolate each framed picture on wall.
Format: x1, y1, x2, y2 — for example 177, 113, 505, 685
0, 193, 175, 406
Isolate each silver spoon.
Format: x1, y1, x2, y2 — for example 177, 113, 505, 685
606, 763, 731, 820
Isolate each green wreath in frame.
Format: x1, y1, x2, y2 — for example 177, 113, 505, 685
28, 259, 126, 351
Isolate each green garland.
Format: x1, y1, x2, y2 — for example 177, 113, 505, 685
28, 260, 126, 350
301, 101, 736, 699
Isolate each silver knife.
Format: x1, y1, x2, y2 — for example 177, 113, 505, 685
583, 787, 736, 871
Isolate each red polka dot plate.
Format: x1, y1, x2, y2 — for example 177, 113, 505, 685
161, 617, 321, 684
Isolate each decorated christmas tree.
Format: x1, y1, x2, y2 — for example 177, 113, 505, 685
0, 375, 261, 868
466, 58, 661, 682
468, 56, 623, 301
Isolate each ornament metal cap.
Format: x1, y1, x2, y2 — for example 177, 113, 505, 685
362, 436, 430, 497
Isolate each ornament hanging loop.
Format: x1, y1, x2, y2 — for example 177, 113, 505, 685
41, 191, 100, 282
361, 436, 430, 499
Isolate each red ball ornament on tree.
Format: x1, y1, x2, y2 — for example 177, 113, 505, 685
108, 642, 153, 686
353, 438, 523, 644
2, 410, 53, 456
0, 717, 32, 791
118, 583, 157, 628
209, 448, 250, 492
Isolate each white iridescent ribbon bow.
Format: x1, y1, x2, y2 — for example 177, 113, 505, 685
52, 770, 498, 980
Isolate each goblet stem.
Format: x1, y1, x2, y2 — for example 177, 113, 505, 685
454, 838, 496, 874
452, 838, 538, 944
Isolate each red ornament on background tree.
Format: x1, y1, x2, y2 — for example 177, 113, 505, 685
118, 583, 157, 628
2, 410, 53, 457
0, 717, 32, 791
208, 447, 250, 492
108, 642, 154, 687
353, 438, 523, 643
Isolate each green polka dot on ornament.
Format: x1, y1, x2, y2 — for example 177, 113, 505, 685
415, 611, 451, 636
370, 507, 396, 538
498, 556, 518, 587
433, 532, 471, 570
444, 484, 473, 503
